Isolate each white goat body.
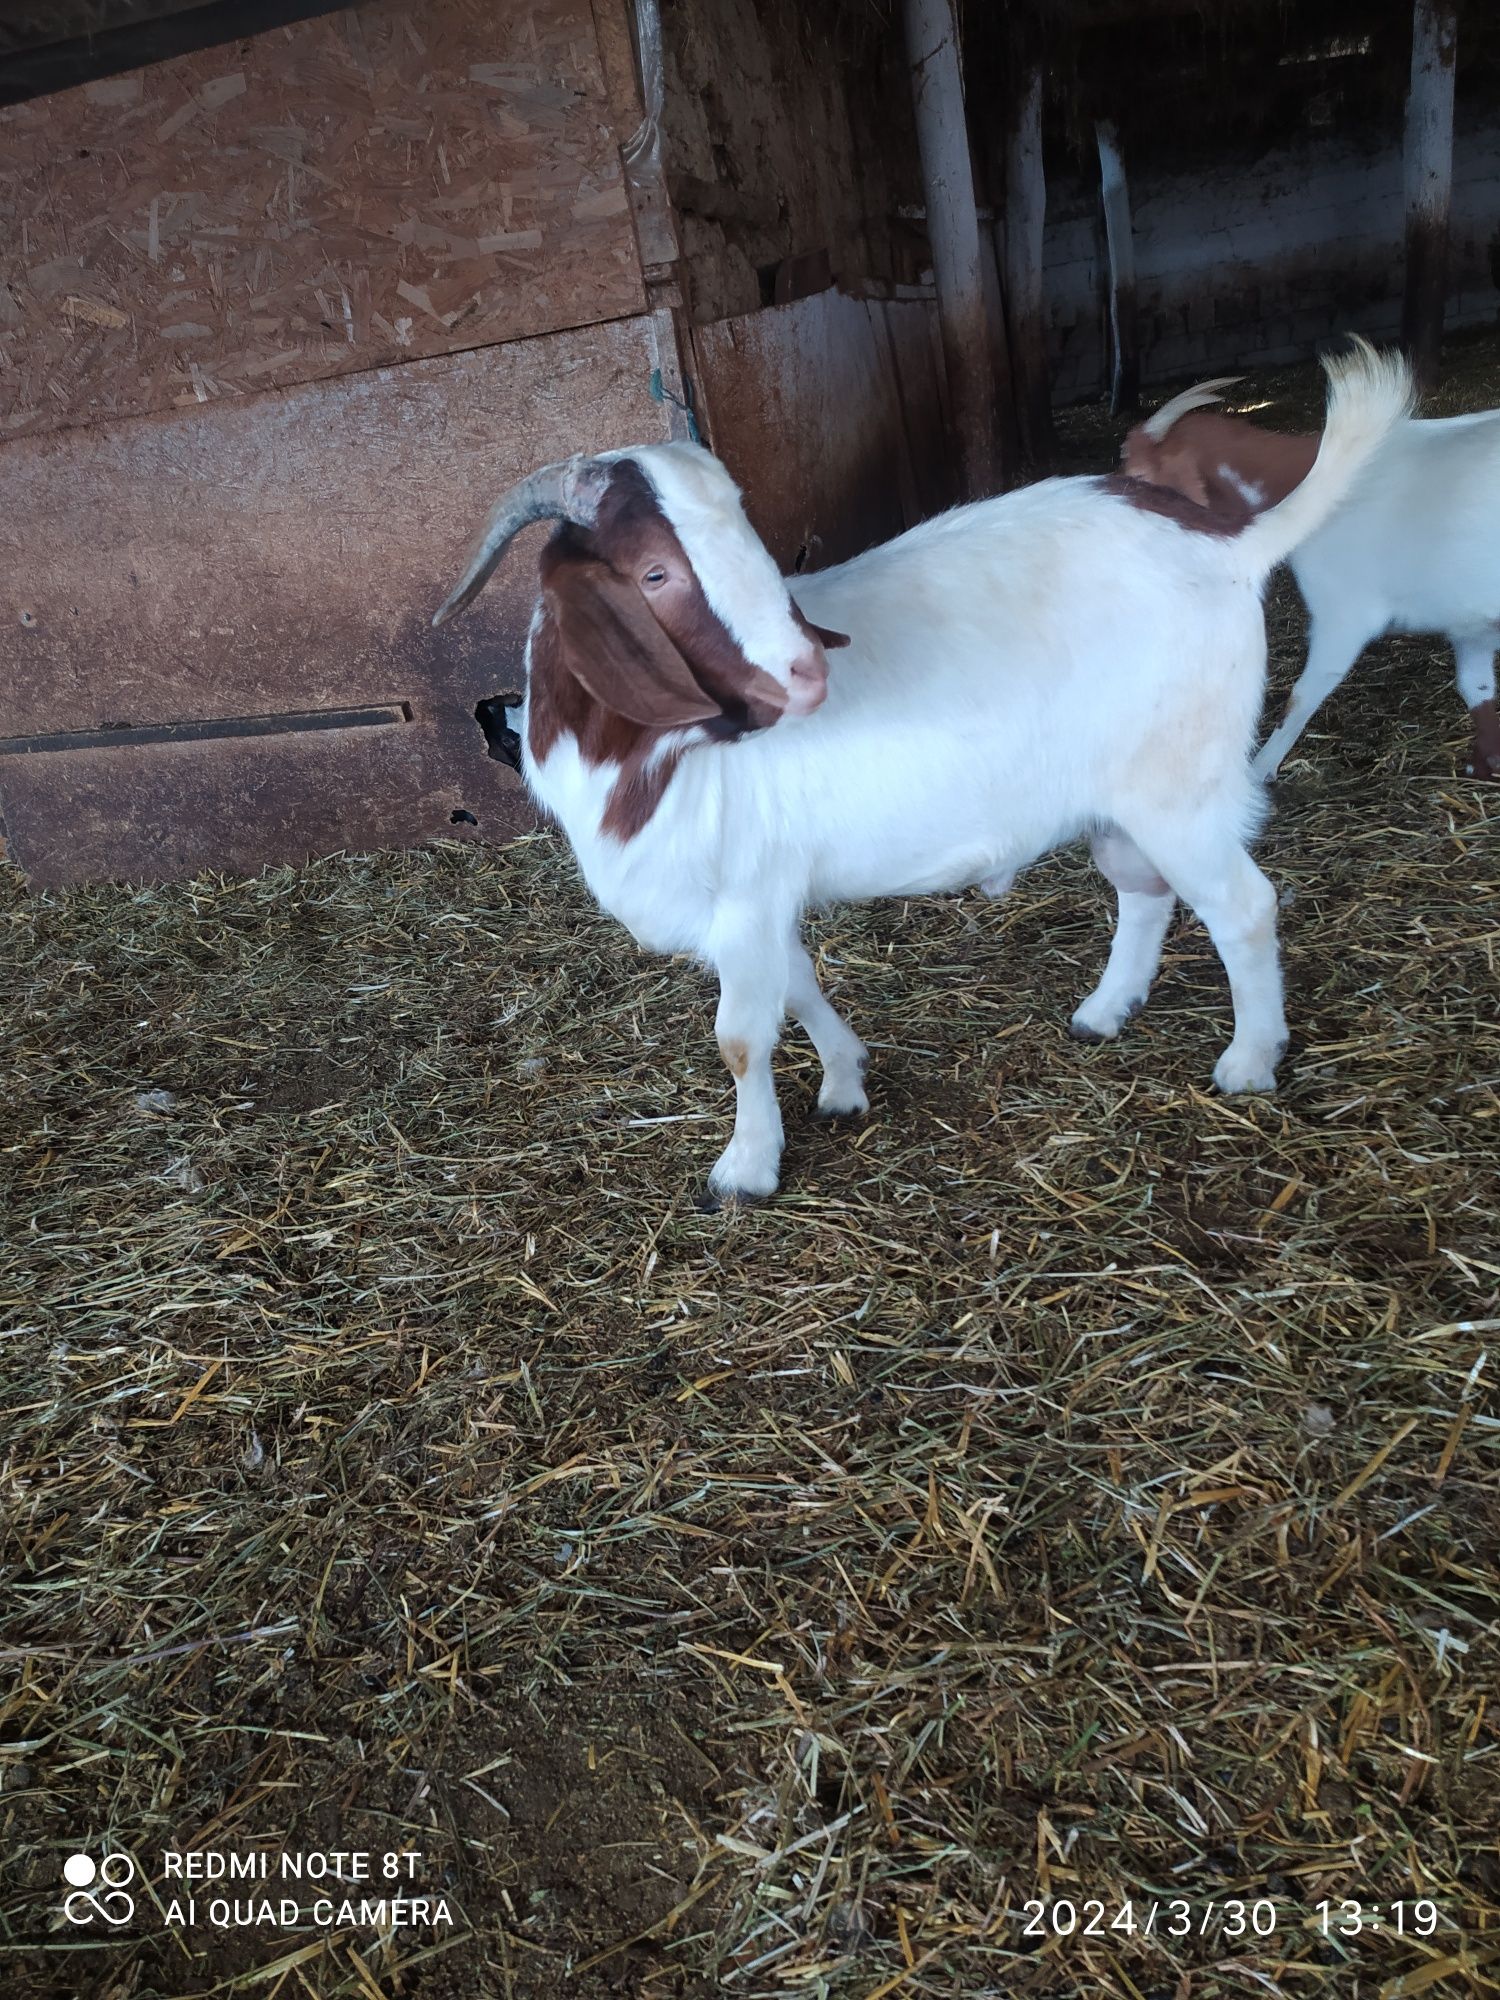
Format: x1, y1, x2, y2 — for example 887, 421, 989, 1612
1124, 388, 1500, 779
443, 343, 1411, 1199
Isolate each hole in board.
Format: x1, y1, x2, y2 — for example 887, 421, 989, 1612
450, 809, 479, 826
474, 696, 523, 771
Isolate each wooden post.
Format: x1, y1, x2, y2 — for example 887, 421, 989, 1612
1401, 0, 1458, 388
978, 226, 1021, 482
1003, 58, 1052, 466
1095, 119, 1138, 415
903, 0, 998, 499
592, 0, 703, 443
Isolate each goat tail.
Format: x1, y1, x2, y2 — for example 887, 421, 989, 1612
1232, 337, 1414, 576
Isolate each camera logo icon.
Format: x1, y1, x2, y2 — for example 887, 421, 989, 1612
62, 1852, 136, 1926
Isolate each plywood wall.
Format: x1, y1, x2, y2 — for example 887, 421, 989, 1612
0, 0, 644, 441
0, 315, 675, 885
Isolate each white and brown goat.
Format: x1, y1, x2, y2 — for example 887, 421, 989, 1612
1122, 377, 1500, 781
436, 341, 1411, 1202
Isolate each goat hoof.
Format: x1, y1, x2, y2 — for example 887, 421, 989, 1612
1070, 999, 1140, 1043
1213, 1046, 1282, 1094
695, 1184, 768, 1214
814, 1103, 867, 1126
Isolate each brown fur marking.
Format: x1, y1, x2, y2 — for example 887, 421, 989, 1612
526, 461, 826, 840
1096, 471, 1250, 538
719, 1037, 750, 1079
1468, 698, 1500, 779
1121, 407, 1320, 521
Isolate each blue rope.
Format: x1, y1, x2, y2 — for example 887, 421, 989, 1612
649, 367, 701, 443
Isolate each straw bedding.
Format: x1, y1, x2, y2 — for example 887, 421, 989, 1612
1, 338, 1497, 1999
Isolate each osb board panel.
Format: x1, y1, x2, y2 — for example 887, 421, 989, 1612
0, 313, 673, 886
695, 289, 954, 574
0, 0, 643, 442
0, 718, 537, 891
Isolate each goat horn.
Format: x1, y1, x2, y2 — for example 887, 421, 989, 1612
1138, 376, 1245, 442
432, 455, 600, 627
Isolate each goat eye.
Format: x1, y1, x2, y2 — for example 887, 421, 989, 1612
642, 566, 667, 587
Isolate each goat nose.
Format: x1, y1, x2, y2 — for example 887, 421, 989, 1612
787, 649, 828, 714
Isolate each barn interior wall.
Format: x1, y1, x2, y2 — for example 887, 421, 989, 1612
658, 0, 921, 323
0, 0, 643, 442
693, 289, 950, 574
1042, 115, 1500, 400
0, 0, 665, 885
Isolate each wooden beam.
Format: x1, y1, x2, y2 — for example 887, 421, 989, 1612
592, 0, 703, 443
1401, 0, 1458, 388
902, 0, 998, 499
1095, 120, 1139, 416
0, 0, 350, 108
978, 226, 1020, 482
1003, 59, 1052, 467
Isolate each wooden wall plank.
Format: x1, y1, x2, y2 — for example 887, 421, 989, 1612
0, 314, 673, 886
694, 290, 952, 573
0, 0, 644, 441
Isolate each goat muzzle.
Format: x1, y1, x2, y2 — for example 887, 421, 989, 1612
783, 645, 829, 718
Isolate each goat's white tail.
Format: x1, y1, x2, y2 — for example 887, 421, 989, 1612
1234, 337, 1414, 575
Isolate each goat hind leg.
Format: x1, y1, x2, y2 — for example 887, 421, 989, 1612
787, 941, 869, 1117
1147, 830, 1286, 1093
1253, 613, 1370, 779
1455, 637, 1500, 779
1071, 831, 1176, 1041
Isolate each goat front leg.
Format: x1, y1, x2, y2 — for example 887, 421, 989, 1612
705, 911, 790, 1204
1253, 612, 1372, 779
786, 940, 868, 1117
1455, 637, 1500, 779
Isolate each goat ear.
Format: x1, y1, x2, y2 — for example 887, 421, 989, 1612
790, 598, 852, 650
544, 555, 724, 728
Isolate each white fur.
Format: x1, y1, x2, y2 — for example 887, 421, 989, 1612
1251, 407, 1500, 776
1219, 464, 1266, 510
516, 346, 1411, 1198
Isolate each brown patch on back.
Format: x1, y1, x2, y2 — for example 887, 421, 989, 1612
1121, 408, 1320, 519
718, 1037, 750, 1079
1097, 472, 1250, 538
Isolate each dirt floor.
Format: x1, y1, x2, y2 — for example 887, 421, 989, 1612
2, 337, 1499, 1999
